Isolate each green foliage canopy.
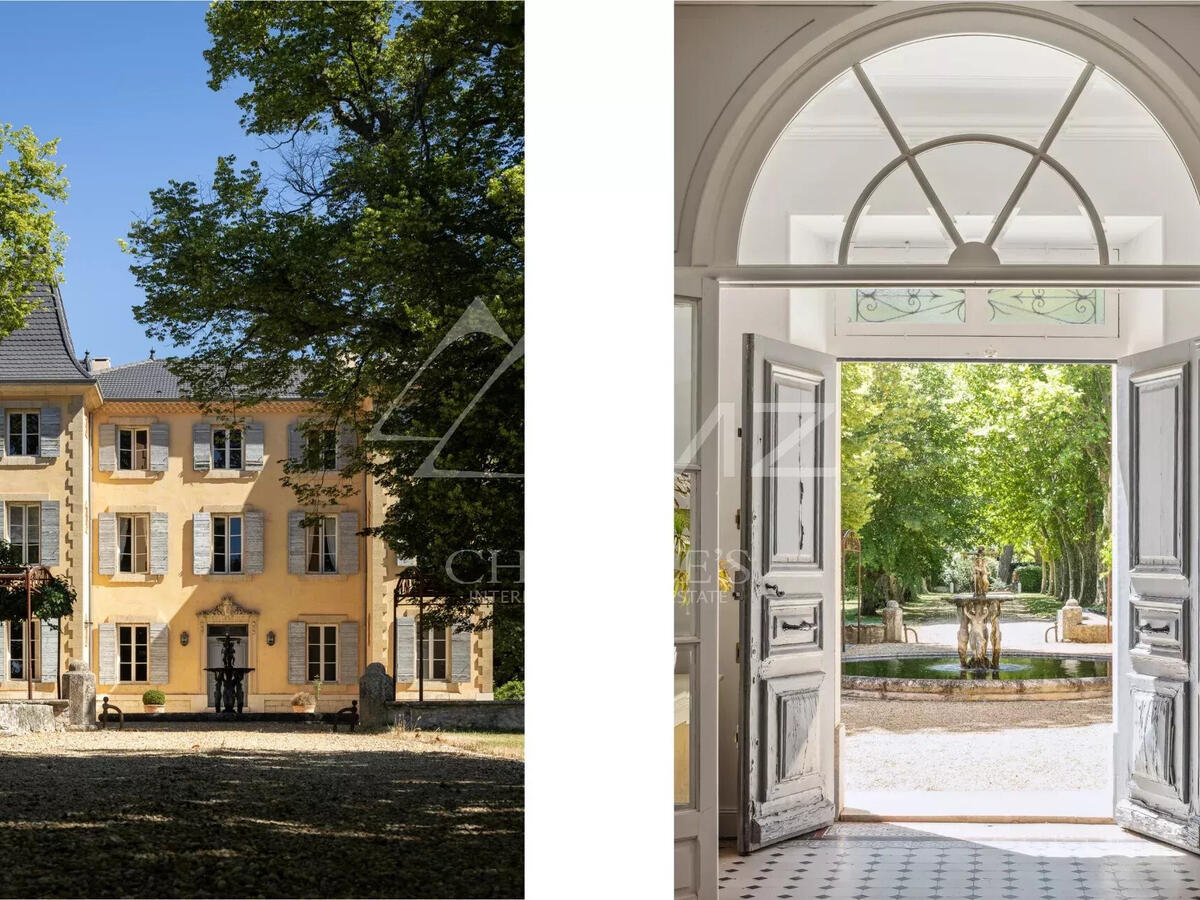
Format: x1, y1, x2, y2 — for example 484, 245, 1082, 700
123, 4, 523, 648
0, 123, 68, 336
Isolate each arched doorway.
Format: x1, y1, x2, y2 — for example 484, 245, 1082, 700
676, 6, 1200, 897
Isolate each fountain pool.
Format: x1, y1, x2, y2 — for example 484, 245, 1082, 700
842, 652, 1111, 700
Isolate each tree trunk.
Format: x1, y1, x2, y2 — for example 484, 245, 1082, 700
998, 544, 1015, 583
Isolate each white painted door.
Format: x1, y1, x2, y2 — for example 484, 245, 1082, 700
738, 334, 838, 853
1116, 339, 1199, 851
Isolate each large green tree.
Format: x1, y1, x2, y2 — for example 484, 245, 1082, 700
0, 123, 68, 335
124, 3, 523, 667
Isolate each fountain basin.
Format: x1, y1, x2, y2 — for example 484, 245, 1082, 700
843, 652, 1110, 701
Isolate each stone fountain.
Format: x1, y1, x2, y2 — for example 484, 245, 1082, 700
950, 547, 1016, 670
203, 632, 255, 714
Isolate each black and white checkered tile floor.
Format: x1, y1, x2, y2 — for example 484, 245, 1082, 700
718, 823, 1200, 900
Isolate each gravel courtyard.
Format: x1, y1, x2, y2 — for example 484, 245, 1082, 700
843, 697, 1111, 792
0, 724, 524, 898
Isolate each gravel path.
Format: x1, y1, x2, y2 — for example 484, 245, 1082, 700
844, 698, 1111, 792
0, 724, 523, 898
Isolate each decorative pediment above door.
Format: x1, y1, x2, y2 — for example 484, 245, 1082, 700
197, 594, 259, 625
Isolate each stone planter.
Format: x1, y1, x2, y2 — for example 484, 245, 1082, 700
142, 704, 165, 714
292, 704, 315, 714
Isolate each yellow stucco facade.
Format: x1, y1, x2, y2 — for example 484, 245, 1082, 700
0, 290, 493, 709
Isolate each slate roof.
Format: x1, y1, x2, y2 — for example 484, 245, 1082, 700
95, 358, 308, 401
0, 284, 94, 382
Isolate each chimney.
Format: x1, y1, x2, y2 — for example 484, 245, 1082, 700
91, 357, 111, 372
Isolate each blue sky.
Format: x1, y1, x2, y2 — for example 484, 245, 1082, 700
0, 1, 263, 365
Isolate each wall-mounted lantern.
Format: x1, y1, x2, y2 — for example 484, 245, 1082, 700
266, 631, 276, 646
180, 631, 190, 647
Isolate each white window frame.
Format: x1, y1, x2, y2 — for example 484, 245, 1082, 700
305, 515, 338, 574
211, 427, 243, 470
7, 619, 37, 680
212, 514, 243, 574
117, 514, 149, 574
118, 623, 149, 683
117, 426, 150, 471
303, 428, 338, 471
7, 503, 40, 565
306, 623, 338, 682
7, 411, 39, 457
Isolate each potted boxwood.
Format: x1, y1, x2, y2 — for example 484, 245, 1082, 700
291, 691, 316, 714
141, 689, 166, 714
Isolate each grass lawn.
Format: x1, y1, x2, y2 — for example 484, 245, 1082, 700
392, 730, 524, 760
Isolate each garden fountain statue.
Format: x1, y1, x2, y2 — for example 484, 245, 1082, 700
951, 547, 1014, 670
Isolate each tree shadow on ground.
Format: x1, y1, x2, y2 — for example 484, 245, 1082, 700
0, 741, 523, 898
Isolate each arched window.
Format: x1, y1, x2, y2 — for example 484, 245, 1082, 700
738, 34, 1200, 334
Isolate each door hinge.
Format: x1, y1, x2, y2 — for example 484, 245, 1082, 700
735, 508, 740, 529
734, 726, 739, 746
735, 641, 740, 664
737, 427, 742, 438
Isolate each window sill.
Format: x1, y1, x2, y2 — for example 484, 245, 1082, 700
106, 573, 161, 583
202, 469, 259, 480
0, 456, 50, 467
108, 470, 162, 480
296, 572, 351, 580
206, 573, 253, 581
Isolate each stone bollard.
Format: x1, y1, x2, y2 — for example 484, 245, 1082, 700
1058, 597, 1083, 641
357, 662, 395, 728
62, 658, 97, 730
882, 599, 904, 643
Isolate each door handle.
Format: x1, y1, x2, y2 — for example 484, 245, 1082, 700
782, 621, 814, 631
1139, 622, 1171, 635
764, 583, 785, 597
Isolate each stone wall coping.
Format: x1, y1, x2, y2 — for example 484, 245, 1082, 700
0, 698, 69, 708
387, 700, 522, 709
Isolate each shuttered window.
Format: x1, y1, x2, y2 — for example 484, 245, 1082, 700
7, 412, 38, 456
306, 516, 337, 573
7, 620, 36, 680
118, 427, 150, 470
424, 628, 448, 680
118, 514, 149, 574
307, 624, 337, 682
8, 503, 39, 564
118, 624, 149, 682
212, 515, 243, 574
212, 428, 243, 470
302, 429, 338, 470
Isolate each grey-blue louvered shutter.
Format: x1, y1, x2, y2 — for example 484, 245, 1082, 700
244, 423, 265, 470
288, 424, 303, 464
39, 406, 61, 457
0, 622, 7, 680
0, 407, 6, 458
192, 423, 211, 470
40, 619, 59, 682
39, 501, 59, 566
149, 512, 168, 575
192, 512, 212, 575
98, 424, 116, 471
0, 502, 6, 545
451, 627, 471, 683
335, 425, 355, 472
243, 510, 264, 574
339, 621, 359, 684
98, 623, 116, 683
287, 621, 306, 683
395, 617, 415, 682
149, 623, 169, 683
337, 511, 359, 574
97, 513, 116, 575
287, 511, 306, 574
150, 423, 169, 471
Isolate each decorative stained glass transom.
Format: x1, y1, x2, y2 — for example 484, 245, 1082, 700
987, 288, 1104, 325
851, 288, 966, 323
